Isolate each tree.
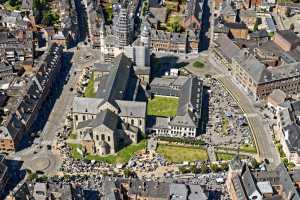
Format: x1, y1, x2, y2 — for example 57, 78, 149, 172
123, 168, 132, 178
282, 158, 289, 166
190, 165, 199, 174
170, 21, 182, 33
200, 163, 209, 174
250, 158, 259, 169
193, 61, 205, 68
27, 173, 38, 181
290, 23, 295, 31
220, 163, 229, 171
210, 163, 220, 173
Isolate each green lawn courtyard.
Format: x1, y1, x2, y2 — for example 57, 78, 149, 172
84, 73, 96, 98
85, 139, 147, 164
157, 144, 208, 163
147, 96, 178, 117
69, 143, 83, 160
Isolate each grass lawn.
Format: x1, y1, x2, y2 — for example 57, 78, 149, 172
147, 96, 178, 117
240, 144, 257, 154
4, 0, 21, 11
193, 60, 205, 69
86, 139, 147, 164
157, 144, 208, 163
84, 73, 96, 98
216, 152, 235, 161
69, 143, 83, 160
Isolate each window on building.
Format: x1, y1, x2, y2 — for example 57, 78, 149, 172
131, 119, 134, 125
75, 115, 78, 121
108, 136, 110, 142
96, 135, 99, 141
139, 120, 142, 126
83, 115, 86, 121
101, 134, 105, 141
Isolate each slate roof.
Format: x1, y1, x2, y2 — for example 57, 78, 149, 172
170, 77, 203, 128
215, 34, 240, 62
241, 165, 260, 197
0, 155, 8, 183
93, 63, 112, 72
72, 97, 103, 114
151, 29, 187, 44
115, 100, 146, 118
188, 184, 207, 200
224, 22, 248, 29
283, 123, 300, 153
127, 179, 170, 199
249, 30, 268, 39
77, 109, 120, 131
268, 89, 286, 106
257, 181, 273, 194
233, 49, 266, 84
96, 54, 133, 104
277, 30, 300, 46
231, 175, 247, 200
276, 164, 300, 200
150, 76, 189, 97
170, 183, 188, 200
220, 1, 236, 17
185, 0, 204, 22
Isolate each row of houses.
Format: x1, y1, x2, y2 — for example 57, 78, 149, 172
0, 43, 63, 153
227, 156, 300, 200
213, 30, 300, 100
6, 177, 208, 200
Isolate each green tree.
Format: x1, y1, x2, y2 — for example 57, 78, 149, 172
123, 168, 132, 178
193, 61, 205, 68
200, 163, 209, 174
288, 162, 296, 171
27, 173, 38, 181
36, 175, 48, 182
210, 163, 220, 173
250, 158, 259, 169
282, 158, 289, 167
220, 163, 229, 171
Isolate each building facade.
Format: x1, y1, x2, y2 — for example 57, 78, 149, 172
72, 54, 147, 155
150, 76, 203, 138
0, 43, 63, 153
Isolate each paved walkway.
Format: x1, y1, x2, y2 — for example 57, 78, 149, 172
207, 146, 217, 162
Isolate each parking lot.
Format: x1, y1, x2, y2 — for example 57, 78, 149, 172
201, 78, 253, 149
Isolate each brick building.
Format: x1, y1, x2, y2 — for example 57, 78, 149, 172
0, 44, 63, 153
273, 30, 300, 52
